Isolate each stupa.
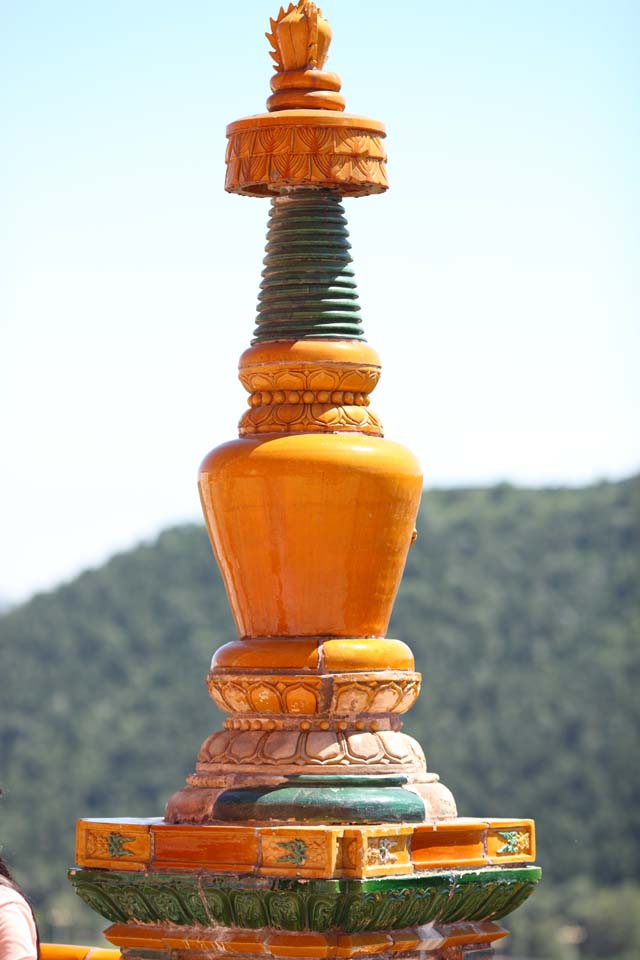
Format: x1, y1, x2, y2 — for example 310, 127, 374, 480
69, 4, 540, 958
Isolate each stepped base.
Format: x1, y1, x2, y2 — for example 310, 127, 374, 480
104, 920, 509, 959
69, 861, 540, 960
74, 817, 535, 878
71, 815, 538, 958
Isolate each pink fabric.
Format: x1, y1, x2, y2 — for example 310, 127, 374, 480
0, 886, 38, 960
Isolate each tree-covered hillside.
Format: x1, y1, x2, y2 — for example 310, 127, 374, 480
1, 477, 638, 957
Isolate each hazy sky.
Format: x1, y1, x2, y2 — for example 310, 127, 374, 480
2, 1, 639, 601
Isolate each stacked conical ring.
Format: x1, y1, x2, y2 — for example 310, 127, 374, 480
254, 191, 364, 343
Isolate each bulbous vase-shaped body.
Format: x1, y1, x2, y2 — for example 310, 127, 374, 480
199, 432, 422, 638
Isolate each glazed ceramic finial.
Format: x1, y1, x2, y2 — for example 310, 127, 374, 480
266, 2, 332, 71
265, 1, 344, 111
225, 3, 385, 195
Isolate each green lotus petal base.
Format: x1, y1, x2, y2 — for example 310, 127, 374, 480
69, 865, 541, 933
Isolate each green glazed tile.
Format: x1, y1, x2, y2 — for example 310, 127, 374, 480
69, 865, 541, 933
213, 778, 424, 824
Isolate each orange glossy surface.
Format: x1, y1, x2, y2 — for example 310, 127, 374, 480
388, 932, 421, 954
239, 339, 381, 370
199, 434, 422, 638
268, 933, 335, 959
219, 933, 266, 955
104, 927, 163, 951
79, 817, 533, 879
41, 949, 119, 960
104, 923, 507, 956
336, 934, 393, 958
75, 819, 152, 872
411, 824, 486, 869
271, 69, 342, 94
212, 637, 320, 670
321, 638, 414, 672
267, 90, 345, 111
211, 637, 414, 673
434, 924, 509, 948
151, 824, 259, 870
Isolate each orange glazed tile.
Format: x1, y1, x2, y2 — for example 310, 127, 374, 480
75, 819, 153, 872
269, 933, 337, 958
260, 826, 340, 877
341, 826, 413, 878
151, 824, 259, 871
40, 948, 120, 960
336, 934, 393, 958
104, 925, 164, 950
239, 339, 382, 370
212, 637, 320, 670
388, 932, 421, 954
486, 819, 535, 863
221, 933, 267, 955
164, 934, 223, 951
321, 639, 414, 673
435, 922, 508, 948
411, 821, 487, 869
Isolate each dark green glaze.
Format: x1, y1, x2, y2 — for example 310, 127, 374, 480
69, 866, 541, 933
286, 776, 408, 785
497, 831, 521, 854
213, 775, 424, 824
253, 191, 365, 343
107, 833, 136, 858
276, 839, 308, 865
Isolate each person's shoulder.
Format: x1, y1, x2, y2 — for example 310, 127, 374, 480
0, 882, 38, 959
0, 881, 35, 927
0, 883, 26, 907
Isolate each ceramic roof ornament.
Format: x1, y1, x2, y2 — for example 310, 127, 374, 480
69, 7, 540, 959
265, 1, 344, 111
267, 2, 332, 72
225, 1, 386, 196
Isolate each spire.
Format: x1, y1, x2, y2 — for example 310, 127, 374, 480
254, 191, 364, 342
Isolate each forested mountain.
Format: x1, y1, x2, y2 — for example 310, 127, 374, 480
1, 477, 638, 958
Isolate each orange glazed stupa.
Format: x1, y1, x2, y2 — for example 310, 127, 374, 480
69, 5, 540, 959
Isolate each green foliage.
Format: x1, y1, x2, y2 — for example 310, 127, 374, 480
398, 477, 640, 885
0, 527, 232, 941
0, 477, 638, 954
502, 877, 640, 960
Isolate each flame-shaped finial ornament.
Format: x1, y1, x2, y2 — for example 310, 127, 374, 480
266, 2, 331, 72
265, 2, 345, 112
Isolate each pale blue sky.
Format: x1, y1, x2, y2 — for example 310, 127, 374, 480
2, 1, 639, 600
